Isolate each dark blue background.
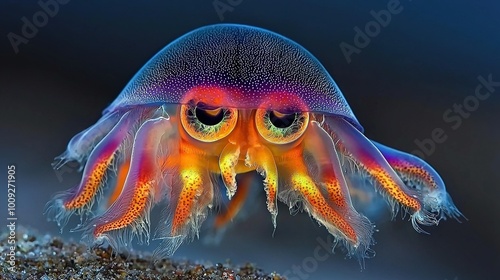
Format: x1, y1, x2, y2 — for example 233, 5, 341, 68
1, 1, 499, 279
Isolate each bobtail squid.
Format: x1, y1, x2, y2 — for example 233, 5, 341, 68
46, 24, 463, 261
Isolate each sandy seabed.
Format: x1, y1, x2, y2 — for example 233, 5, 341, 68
0, 226, 283, 280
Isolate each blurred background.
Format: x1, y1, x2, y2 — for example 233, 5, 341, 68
1, 0, 499, 279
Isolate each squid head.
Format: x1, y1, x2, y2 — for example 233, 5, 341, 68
46, 24, 463, 261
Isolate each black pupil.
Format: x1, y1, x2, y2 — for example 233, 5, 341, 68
269, 111, 296, 128
195, 107, 225, 126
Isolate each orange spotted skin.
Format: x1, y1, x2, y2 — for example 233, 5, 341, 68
327, 128, 423, 213
91, 116, 169, 239
47, 100, 455, 262
93, 141, 159, 236
245, 146, 279, 223
390, 160, 438, 190
64, 150, 114, 210
172, 167, 203, 235
47, 24, 461, 263
219, 144, 240, 198
278, 146, 359, 244
321, 168, 348, 208
95, 179, 153, 236
363, 165, 421, 212
291, 173, 358, 243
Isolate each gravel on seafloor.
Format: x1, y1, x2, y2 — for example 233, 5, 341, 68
0, 226, 284, 280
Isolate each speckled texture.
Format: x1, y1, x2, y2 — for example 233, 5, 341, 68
0, 227, 283, 280
104, 24, 361, 131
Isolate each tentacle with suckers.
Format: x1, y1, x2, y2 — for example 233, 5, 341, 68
275, 120, 374, 261
45, 111, 138, 230
373, 141, 465, 222
153, 164, 214, 258
79, 115, 172, 252
323, 117, 438, 233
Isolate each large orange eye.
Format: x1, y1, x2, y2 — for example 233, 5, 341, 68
255, 109, 309, 144
180, 102, 238, 142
